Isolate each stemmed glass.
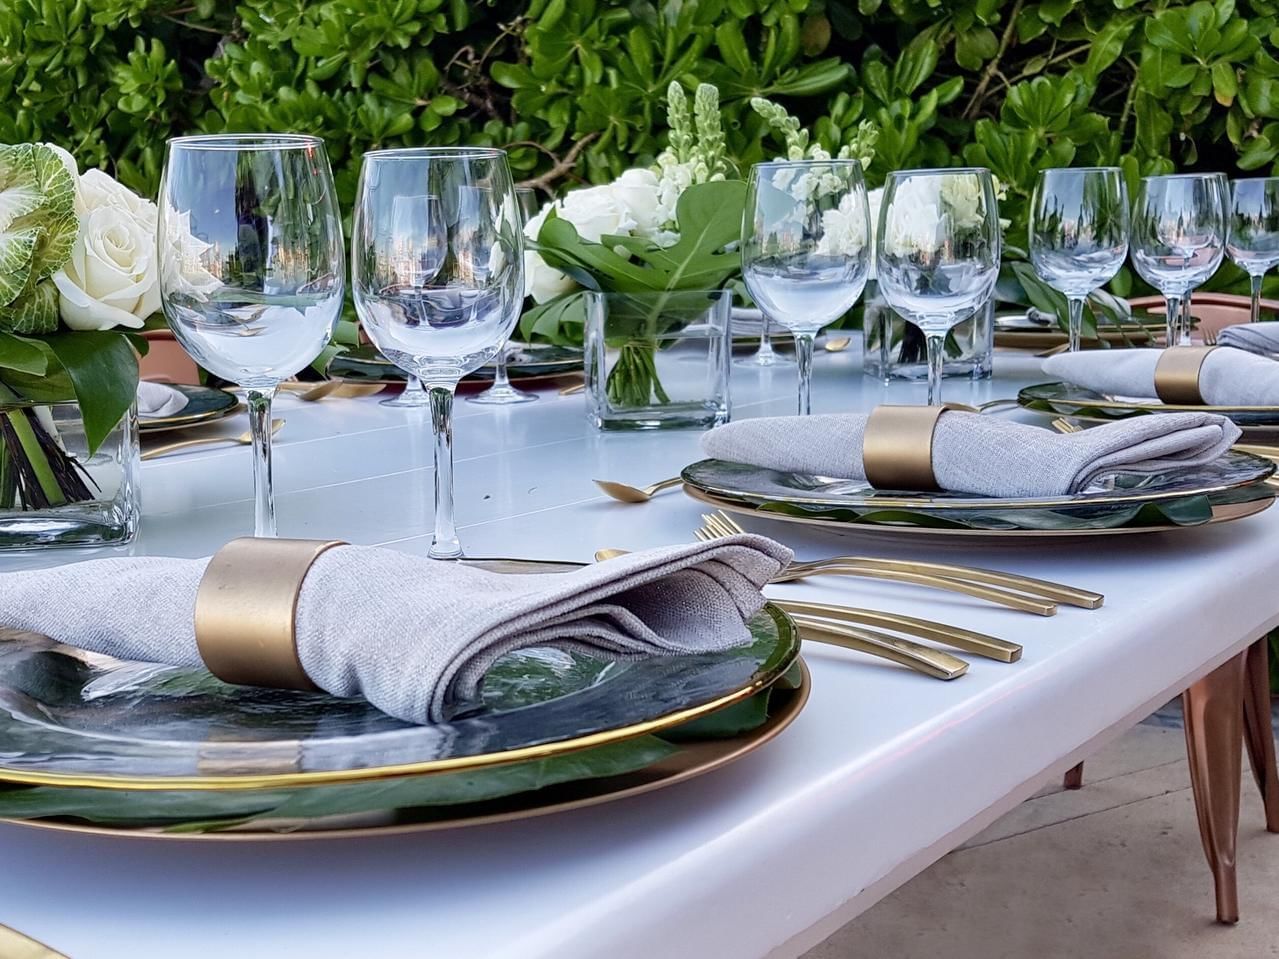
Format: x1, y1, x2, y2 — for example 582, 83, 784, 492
379, 196, 445, 408
1130, 173, 1227, 346
876, 168, 1001, 405
1028, 167, 1129, 352
352, 148, 523, 559
1227, 177, 1279, 323
158, 134, 345, 537
734, 313, 792, 367
469, 186, 541, 405
741, 159, 871, 414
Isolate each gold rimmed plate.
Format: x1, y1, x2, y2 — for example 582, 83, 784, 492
0, 662, 808, 841
683, 485, 1275, 539
0, 561, 798, 791
138, 385, 240, 433
328, 344, 583, 385
1019, 381, 1279, 427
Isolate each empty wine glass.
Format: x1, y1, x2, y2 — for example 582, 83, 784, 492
158, 134, 345, 537
876, 168, 1001, 405
742, 159, 871, 414
379, 195, 445, 409
734, 312, 792, 367
352, 148, 523, 559
1029, 167, 1129, 352
1227, 177, 1279, 323
1131, 173, 1227, 346
469, 185, 541, 405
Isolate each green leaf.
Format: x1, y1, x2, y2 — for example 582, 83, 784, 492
0, 332, 48, 375
42, 330, 139, 454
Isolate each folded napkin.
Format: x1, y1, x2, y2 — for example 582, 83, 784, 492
701, 410, 1239, 498
137, 381, 189, 418
0, 537, 791, 725
1217, 323, 1279, 356
1043, 348, 1279, 406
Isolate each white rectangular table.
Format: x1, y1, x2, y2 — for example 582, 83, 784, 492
2, 350, 1277, 957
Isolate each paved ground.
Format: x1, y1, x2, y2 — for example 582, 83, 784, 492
805, 705, 1279, 959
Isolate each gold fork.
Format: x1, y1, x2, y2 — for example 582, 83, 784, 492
1203, 328, 1219, 345
698, 511, 1103, 612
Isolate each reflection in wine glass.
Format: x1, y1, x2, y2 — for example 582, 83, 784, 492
380, 195, 445, 408
1130, 173, 1227, 346
1227, 177, 1279, 324
158, 134, 345, 536
1029, 167, 1129, 352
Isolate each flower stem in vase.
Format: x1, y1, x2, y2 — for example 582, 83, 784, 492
607, 339, 671, 408
0, 390, 97, 510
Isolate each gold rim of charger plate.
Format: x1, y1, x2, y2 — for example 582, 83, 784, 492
1023, 384, 1279, 416
0, 661, 809, 842
682, 485, 1275, 537
0, 603, 798, 792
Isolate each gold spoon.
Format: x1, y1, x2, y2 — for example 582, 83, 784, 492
824, 336, 852, 352
142, 419, 285, 461
288, 381, 385, 401
593, 477, 682, 503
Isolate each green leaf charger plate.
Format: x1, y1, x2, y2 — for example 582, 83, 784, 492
137, 385, 240, 433
1019, 381, 1279, 428
329, 344, 583, 385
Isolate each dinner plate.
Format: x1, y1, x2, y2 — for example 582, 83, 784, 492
994, 313, 1167, 351
0, 560, 798, 790
683, 485, 1275, 538
137, 385, 240, 433
328, 344, 584, 384
0, 662, 808, 841
1019, 381, 1279, 427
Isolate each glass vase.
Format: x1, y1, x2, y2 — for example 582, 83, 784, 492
862, 280, 995, 382
0, 398, 140, 549
584, 290, 732, 431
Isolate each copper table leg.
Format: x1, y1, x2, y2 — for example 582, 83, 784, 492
1242, 638, 1279, 833
1184, 652, 1247, 925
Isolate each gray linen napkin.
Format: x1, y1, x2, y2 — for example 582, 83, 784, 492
1043, 347, 1279, 406
0, 537, 790, 725
701, 410, 1239, 498
1217, 323, 1279, 356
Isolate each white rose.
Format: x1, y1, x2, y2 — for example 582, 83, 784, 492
521, 203, 577, 304
559, 183, 635, 244
939, 173, 985, 231
77, 168, 157, 230
53, 205, 160, 331
609, 168, 663, 240
160, 202, 222, 302
883, 176, 944, 258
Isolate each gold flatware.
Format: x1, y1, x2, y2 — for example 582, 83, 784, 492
0, 922, 69, 959
594, 476, 682, 503
559, 381, 586, 396
141, 419, 285, 461
1203, 328, 1219, 345
824, 336, 852, 352
790, 615, 968, 680
699, 511, 1103, 611
1051, 416, 1084, 434
778, 599, 1020, 662
1035, 342, 1072, 358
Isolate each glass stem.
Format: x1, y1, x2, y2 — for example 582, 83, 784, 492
427, 383, 461, 559
925, 332, 946, 406
758, 315, 777, 362
1066, 296, 1085, 353
1251, 274, 1264, 324
1163, 294, 1182, 349
492, 349, 512, 390
246, 388, 278, 538
1179, 296, 1193, 345
794, 332, 815, 415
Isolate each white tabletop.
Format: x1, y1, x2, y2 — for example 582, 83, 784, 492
3, 346, 1277, 959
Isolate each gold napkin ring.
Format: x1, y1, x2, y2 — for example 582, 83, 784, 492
862, 404, 951, 491
195, 537, 347, 691
1154, 346, 1217, 405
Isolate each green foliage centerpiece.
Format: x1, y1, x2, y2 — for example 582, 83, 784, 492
0, 143, 148, 521
520, 82, 746, 411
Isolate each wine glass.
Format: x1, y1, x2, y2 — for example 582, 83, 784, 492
734, 313, 792, 367
469, 186, 541, 405
741, 159, 871, 414
379, 195, 445, 409
352, 147, 523, 559
1227, 177, 1279, 324
158, 134, 345, 537
1130, 173, 1227, 346
1029, 167, 1129, 352
876, 168, 1001, 405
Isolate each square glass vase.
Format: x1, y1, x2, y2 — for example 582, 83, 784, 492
0, 398, 141, 549
584, 290, 732, 431
862, 281, 995, 382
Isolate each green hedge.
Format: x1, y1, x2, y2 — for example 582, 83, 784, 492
5, 0, 1279, 294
